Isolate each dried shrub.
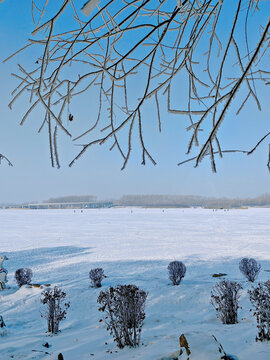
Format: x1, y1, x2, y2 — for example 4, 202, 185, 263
0, 315, 6, 337
212, 273, 227, 278
249, 280, 270, 341
89, 268, 105, 288
179, 334, 191, 358
168, 261, 186, 285
15, 268, 33, 287
0, 315, 5, 328
97, 284, 147, 348
212, 335, 236, 360
41, 286, 70, 334
239, 258, 261, 282
211, 280, 242, 324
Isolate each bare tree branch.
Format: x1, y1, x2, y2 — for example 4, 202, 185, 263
4, 0, 270, 170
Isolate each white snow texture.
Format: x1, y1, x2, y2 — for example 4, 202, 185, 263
1, 207, 270, 359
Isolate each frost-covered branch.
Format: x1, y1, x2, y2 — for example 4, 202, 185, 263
0, 154, 13, 167
5, 0, 270, 169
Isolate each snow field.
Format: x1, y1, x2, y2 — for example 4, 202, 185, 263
1, 208, 270, 359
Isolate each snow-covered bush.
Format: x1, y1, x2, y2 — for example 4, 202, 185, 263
41, 286, 70, 334
211, 280, 242, 324
14, 268, 33, 287
249, 280, 270, 341
239, 258, 261, 282
168, 261, 186, 285
0, 255, 8, 290
97, 284, 147, 348
89, 268, 104, 288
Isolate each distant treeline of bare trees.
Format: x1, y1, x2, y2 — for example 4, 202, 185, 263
36, 193, 270, 208
118, 194, 270, 209
44, 195, 96, 204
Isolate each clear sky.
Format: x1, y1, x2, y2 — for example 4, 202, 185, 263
0, 0, 269, 203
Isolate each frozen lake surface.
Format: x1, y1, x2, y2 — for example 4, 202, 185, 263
2, 207, 270, 262
1, 207, 270, 359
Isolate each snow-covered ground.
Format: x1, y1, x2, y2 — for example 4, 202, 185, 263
1, 207, 270, 359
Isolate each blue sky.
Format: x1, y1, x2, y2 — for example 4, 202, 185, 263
0, 0, 269, 203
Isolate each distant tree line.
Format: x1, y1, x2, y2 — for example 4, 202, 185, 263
44, 195, 96, 204
6, 193, 270, 209
118, 194, 270, 208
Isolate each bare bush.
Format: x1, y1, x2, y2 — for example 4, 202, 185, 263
15, 268, 33, 287
89, 268, 105, 288
239, 258, 261, 282
249, 280, 270, 341
41, 286, 70, 334
168, 261, 186, 285
97, 284, 147, 348
211, 280, 242, 324
0, 315, 6, 337
0, 316, 5, 328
